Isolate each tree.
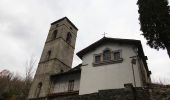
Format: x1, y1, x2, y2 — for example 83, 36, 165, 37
0, 57, 36, 100
23, 57, 36, 99
137, 0, 170, 58
0, 70, 15, 100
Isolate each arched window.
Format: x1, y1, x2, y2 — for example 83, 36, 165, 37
35, 82, 42, 97
47, 50, 51, 60
103, 49, 111, 61
52, 30, 58, 40
66, 32, 72, 44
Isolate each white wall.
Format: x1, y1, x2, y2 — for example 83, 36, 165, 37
79, 43, 144, 95
53, 73, 80, 93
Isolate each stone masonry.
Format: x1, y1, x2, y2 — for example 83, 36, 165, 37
30, 84, 151, 100
29, 83, 170, 100
28, 17, 78, 99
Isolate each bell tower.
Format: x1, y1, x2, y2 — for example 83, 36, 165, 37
28, 17, 78, 99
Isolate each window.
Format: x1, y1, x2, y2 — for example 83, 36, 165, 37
66, 32, 72, 44
52, 30, 58, 40
103, 49, 111, 61
35, 82, 42, 97
47, 50, 51, 60
68, 80, 74, 91
60, 69, 64, 73
93, 49, 123, 66
95, 55, 101, 63
113, 51, 121, 60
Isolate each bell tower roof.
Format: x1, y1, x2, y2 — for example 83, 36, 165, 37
51, 17, 78, 30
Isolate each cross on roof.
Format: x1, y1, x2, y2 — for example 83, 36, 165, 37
102, 32, 107, 37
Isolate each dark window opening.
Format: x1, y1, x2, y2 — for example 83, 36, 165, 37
131, 58, 136, 64
70, 27, 72, 30
95, 55, 101, 63
93, 49, 123, 66
68, 80, 74, 91
66, 32, 72, 44
114, 51, 120, 60
47, 50, 51, 60
52, 30, 58, 40
103, 49, 111, 61
35, 82, 42, 97
60, 69, 64, 73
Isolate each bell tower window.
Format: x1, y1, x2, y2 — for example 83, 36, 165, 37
52, 30, 58, 40
35, 82, 42, 98
66, 32, 72, 44
47, 50, 51, 60
70, 27, 72, 30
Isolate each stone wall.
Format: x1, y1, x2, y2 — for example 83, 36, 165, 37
29, 84, 170, 100
29, 84, 150, 100
149, 84, 170, 100
48, 86, 150, 100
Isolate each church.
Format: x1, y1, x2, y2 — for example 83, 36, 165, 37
28, 17, 151, 100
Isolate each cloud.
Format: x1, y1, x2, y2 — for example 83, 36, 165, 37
0, 0, 169, 83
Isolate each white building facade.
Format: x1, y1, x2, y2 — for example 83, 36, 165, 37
50, 37, 151, 96
77, 37, 151, 95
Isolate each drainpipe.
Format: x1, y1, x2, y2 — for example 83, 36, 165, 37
130, 56, 137, 87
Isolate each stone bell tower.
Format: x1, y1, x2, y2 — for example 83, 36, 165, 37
28, 17, 78, 99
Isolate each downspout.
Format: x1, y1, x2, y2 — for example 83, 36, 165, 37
130, 56, 137, 87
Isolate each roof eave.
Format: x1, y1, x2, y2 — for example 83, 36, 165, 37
51, 17, 78, 30
76, 37, 140, 59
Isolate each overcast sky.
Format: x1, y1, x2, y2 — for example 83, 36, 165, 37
0, 0, 170, 84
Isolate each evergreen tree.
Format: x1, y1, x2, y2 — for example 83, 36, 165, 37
137, 0, 170, 58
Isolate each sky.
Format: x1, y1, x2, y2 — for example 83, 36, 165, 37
0, 0, 170, 84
